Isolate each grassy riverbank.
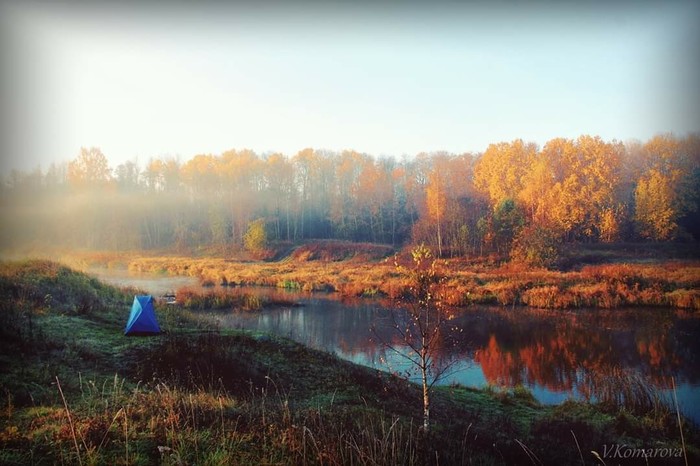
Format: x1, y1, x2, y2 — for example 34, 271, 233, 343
1, 260, 698, 465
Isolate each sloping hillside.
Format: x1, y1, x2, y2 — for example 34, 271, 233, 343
286, 240, 394, 262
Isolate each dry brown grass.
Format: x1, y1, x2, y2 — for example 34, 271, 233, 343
49, 248, 700, 310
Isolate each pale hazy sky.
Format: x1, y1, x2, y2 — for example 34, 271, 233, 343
1, 0, 699, 172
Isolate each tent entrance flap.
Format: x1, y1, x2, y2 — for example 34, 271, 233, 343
125, 295, 161, 336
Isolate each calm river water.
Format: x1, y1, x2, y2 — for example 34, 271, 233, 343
92, 268, 700, 424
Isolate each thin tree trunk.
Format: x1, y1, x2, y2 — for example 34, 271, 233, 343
421, 324, 430, 433
422, 360, 430, 432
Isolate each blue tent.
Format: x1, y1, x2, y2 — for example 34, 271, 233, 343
125, 295, 161, 336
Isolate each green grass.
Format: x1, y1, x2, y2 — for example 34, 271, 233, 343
0, 259, 698, 465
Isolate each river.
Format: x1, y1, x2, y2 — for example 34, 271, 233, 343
91, 268, 700, 424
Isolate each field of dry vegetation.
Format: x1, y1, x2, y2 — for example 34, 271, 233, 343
56, 241, 700, 310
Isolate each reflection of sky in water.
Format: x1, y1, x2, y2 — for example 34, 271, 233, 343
668, 384, 700, 426
91, 269, 700, 424
89, 268, 199, 296
532, 384, 577, 405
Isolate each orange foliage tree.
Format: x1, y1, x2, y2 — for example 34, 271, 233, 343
67, 147, 112, 189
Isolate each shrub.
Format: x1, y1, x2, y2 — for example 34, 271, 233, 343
485, 281, 520, 305
510, 225, 561, 268
521, 286, 559, 308
244, 218, 269, 257
666, 289, 700, 309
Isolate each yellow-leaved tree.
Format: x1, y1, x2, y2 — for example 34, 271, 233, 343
532, 136, 623, 241
67, 147, 111, 189
244, 218, 268, 257
634, 169, 677, 240
473, 139, 537, 208
425, 170, 446, 257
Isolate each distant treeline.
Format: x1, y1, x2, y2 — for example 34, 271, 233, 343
1, 133, 698, 262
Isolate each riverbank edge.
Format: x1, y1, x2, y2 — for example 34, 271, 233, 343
0, 259, 698, 465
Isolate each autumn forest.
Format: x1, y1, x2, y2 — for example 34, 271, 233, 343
2, 133, 699, 264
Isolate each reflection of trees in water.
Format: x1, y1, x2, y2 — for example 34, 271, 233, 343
369, 307, 468, 382
224, 297, 700, 395
473, 331, 594, 391
465, 308, 700, 393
